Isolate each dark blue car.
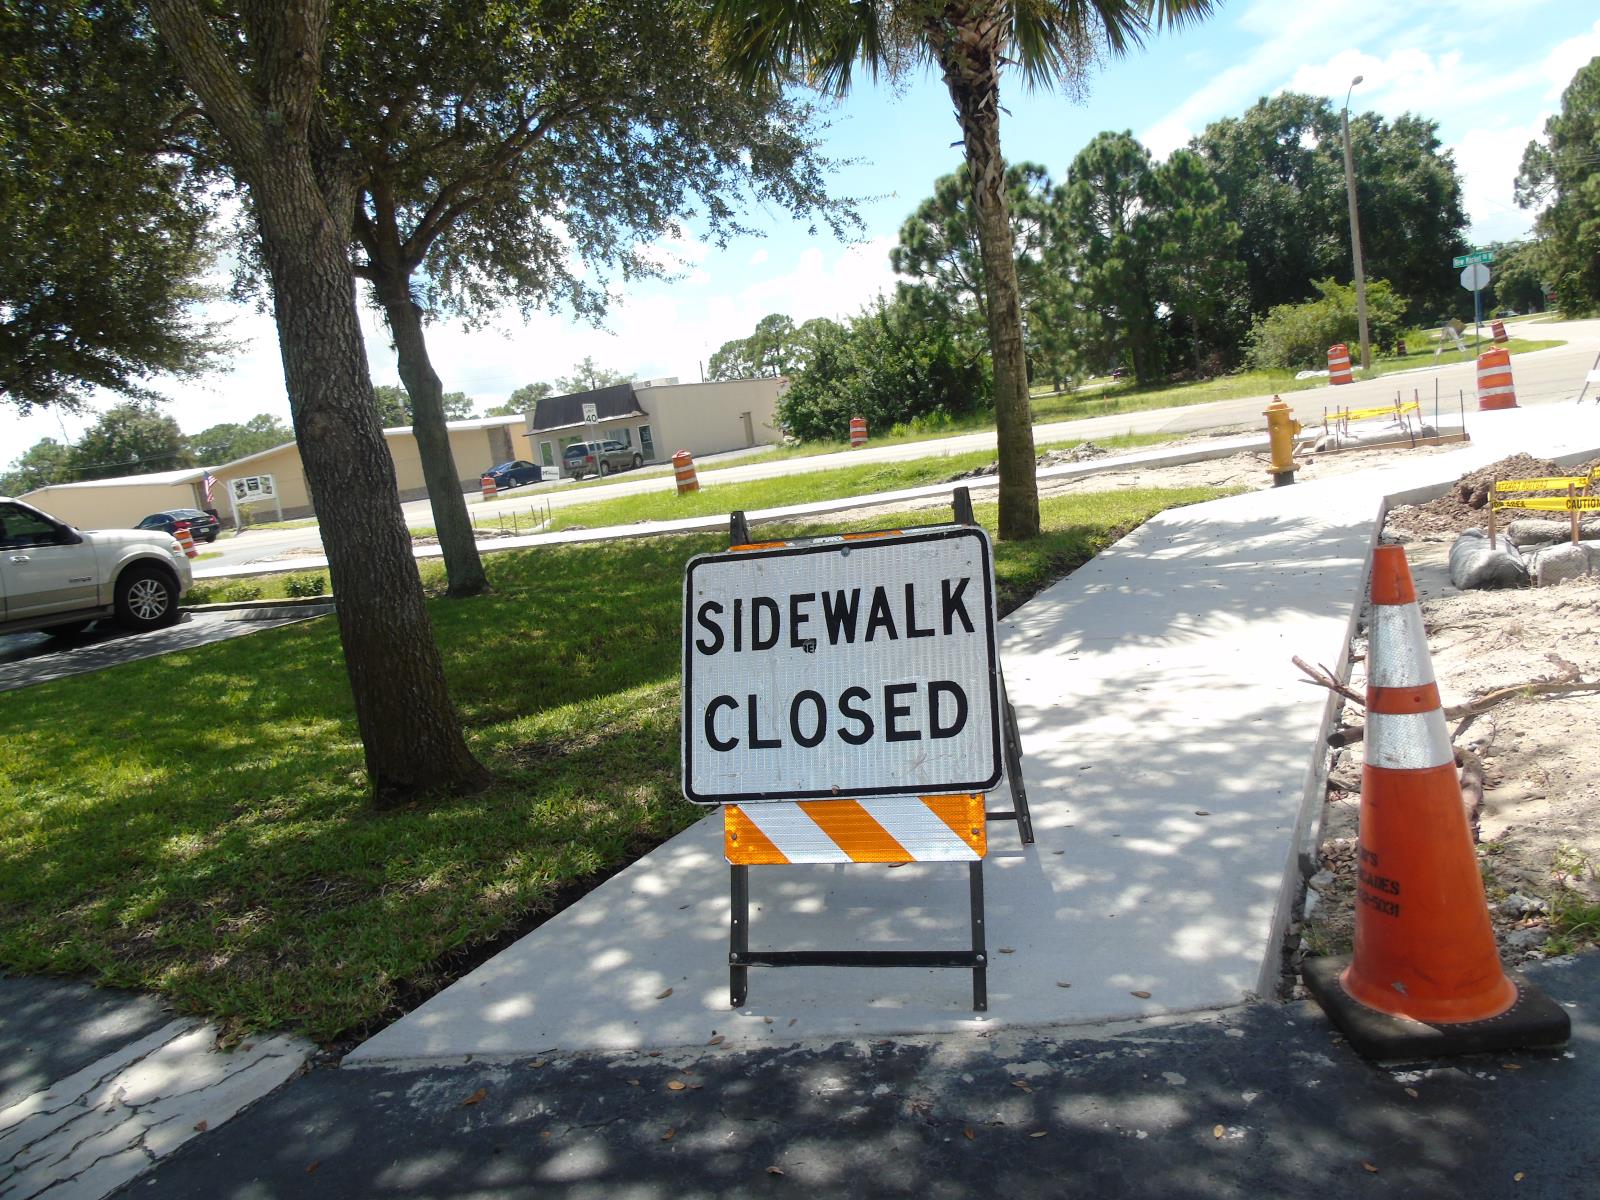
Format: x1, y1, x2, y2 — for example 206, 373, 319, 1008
483, 460, 542, 490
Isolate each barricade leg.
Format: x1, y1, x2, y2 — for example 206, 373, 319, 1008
730, 864, 750, 1008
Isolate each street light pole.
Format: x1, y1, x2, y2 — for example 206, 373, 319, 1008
1342, 76, 1372, 372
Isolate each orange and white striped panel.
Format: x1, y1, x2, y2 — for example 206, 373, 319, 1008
1476, 347, 1517, 411
725, 795, 986, 864
1365, 548, 1453, 771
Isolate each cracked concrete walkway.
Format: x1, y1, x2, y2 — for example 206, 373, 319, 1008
0, 977, 310, 1200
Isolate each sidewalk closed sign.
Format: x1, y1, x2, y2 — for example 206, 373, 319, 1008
681, 526, 1002, 804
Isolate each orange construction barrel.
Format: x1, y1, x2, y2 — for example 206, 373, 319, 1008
1327, 343, 1353, 386
673, 450, 699, 494
1476, 346, 1518, 410
173, 520, 197, 559
849, 416, 867, 447
480, 474, 497, 500
1491, 319, 1508, 344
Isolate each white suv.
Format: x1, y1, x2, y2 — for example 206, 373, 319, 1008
0, 498, 193, 637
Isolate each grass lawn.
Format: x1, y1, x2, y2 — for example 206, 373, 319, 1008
538, 432, 1175, 534
0, 485, 1225, 1043
1029, 337, 1565, 424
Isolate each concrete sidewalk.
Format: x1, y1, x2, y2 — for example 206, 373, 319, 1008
348, 403, 1600, 1067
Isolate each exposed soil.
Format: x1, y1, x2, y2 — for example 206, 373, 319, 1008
1386, 453, 1600, 537
1298, 453, 1600, 980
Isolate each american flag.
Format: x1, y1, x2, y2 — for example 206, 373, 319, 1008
202, 470, 217, 505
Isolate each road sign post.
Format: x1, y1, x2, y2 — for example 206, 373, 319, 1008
1460, 262, 1492, 350
686, 491, 1032, 1011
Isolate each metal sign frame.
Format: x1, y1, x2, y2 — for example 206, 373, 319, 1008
682, 524, 1003, 805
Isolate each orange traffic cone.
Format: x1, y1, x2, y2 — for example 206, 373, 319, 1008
1303, 546, 1569, 1059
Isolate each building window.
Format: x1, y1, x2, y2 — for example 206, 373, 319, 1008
539, 441, 554, 468
639, 424, 655, 460
617, 427, 633, 448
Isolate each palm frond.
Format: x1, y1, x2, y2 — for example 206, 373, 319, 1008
705, 0, 889, 97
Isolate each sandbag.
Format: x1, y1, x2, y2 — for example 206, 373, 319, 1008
1529, 540, 1600, 586
1506, 517, 1600, 547
1448, 528, 1528, 590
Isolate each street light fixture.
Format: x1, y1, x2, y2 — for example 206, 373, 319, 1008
1342, 75, 1372, 371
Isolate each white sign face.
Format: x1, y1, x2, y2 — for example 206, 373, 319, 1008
229, 474, 277, 502
581, 402, 599, 424
681, 527, 1002, 805
1460, 263, 1491, 292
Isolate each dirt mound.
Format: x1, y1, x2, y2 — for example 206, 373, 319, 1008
1387, 454, 1600, 536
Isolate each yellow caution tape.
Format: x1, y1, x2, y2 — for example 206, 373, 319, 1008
1493, 495, 1600, 512
1334, 401, 1420, 422
1493, 476, 1591, 493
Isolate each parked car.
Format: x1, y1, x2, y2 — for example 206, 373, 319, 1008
136, 507, 221, 543
482, 460, 543, 490
1109, 366, 1128, 379
0, 497, 192, 636
562, 440, 643, 480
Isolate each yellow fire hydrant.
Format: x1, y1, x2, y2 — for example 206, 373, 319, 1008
1264, 395, 1301, 487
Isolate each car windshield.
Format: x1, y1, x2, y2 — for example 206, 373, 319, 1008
564, 445, 591, 458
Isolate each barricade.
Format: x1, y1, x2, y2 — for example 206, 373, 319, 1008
689, 493, 1034, 1012
173, 521, 197, 559
1302, 545, 1570, 1059
1489, 474, 1599, 548
849, 415, 868, 447
1491, 318, 1508, 344
480, 474, 497, 501
1476, 346, 1518, 410
672, 449, 699, 494
1327, 343, 1354, 386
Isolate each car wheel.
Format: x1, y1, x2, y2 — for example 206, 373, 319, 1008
205, 530, 219, 543
599, 461, 611, 477
114, 565, 179, 632
631, 454, 642, 469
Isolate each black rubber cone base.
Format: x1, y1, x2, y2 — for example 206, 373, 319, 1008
1303, 956, 1570, 1062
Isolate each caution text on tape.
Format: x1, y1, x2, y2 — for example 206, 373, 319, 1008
1493, 495, 1600, 512
1493, 476, 1592, 493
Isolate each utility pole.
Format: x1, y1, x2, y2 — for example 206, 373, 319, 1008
1342, 76, 1372, 372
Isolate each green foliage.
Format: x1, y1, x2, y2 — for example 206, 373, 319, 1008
283, 573, 328, 598
66, 403, 193, 481
1488, 240, 1549, 314
0, 1, 227, 412
1244, 278, 1408, 371
776, 295, 991, 441
0, 438, 72, 495
1517, 57, 1600, 315
709, 316, 840, 381
1149, 148, 1248, 375
187, 414, 292, 464
553, 358, 631, 395
218, 583, 264, 603
371, 385, 474, 426
1194, 92, 1468, 324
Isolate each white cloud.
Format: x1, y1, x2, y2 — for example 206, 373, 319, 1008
747, 247, 770, 266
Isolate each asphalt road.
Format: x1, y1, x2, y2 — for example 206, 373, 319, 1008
126, 953, 1600, 1199
194, 316, 1600, 573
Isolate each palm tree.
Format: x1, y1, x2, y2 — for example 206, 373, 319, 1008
709, 0, 1215, 539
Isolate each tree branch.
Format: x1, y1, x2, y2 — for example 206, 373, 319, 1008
148, 0, 269, 169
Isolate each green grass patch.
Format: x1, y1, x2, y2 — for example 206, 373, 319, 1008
542, 432, 1175, 533
0, 484, 1224, 1042
1028, 338, 1564, 424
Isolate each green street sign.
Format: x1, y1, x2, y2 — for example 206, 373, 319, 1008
1453, 250, 1495, 267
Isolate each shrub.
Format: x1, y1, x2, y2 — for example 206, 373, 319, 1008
218, 583, 263, 603
1245, 278, 1408, 371
284, 573, 327, 598
777, 294, 991, 441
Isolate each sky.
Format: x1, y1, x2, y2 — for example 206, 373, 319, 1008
7, 1, 1599, 468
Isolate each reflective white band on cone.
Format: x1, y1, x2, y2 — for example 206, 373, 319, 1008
1365, 708, 1455, 770
1369, 604, 1436, 688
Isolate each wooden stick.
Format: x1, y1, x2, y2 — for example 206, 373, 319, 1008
1329, 677, 1600, 746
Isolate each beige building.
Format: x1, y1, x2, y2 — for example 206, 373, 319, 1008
523, 377, 784, 471
20, 414, 525, 529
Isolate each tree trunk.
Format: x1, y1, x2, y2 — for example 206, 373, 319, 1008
376, 272, 490, 597
149, 0, 492, 806
935, 10, 1040, 541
